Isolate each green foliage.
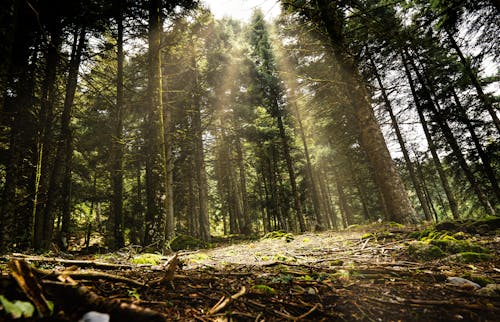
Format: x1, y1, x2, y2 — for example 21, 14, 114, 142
127, 288, 141, 300
0, 295, 35, 319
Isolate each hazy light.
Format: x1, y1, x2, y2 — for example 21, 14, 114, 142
203, 0, 281, 21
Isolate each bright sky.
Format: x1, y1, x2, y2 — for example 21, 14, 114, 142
202, 0, 281, 21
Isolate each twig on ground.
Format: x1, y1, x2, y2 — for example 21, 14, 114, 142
208, 286, 246, 314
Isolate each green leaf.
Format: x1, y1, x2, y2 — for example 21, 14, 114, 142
0, 295, 35, 319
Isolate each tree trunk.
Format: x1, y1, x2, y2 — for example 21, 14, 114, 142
235, 137, 251, 234
407, 53, 496, 215
110, 4, 125, 249
276, 116, 306, 231
144, 0, 166, 249
445, 29, 500, 134
292, 101, 323, 228
403, 56, 460, 219
33, 23, 62, 250
371, 59, 432, 221
315, 0, 417, 224
451, 88, 500, 203
59, 26, 87, 249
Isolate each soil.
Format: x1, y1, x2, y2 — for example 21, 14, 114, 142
1, 223, 499, 321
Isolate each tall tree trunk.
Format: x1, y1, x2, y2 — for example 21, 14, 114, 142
110, 3, 125, 249
445, 29, 500, 134
371, 59, 432, 221
314, 0, 417, 224
235, 137, 251, 234
276, 116, 306, 231
0, 36, 38, 251
407, 53, 496, 215
144, 0, 167, 249
292, 101, 323, 228
59, 26, 86, 249
403, 56, 460, 219
33, 23, 62, 250
191, 49, 210, 242
316, 168, 337, 229
451, 88, 500, 203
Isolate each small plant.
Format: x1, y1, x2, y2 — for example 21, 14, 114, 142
128, 288, 141, 300
0, 295, 35, 319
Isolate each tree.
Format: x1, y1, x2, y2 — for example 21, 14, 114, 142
283, 0, 417, 224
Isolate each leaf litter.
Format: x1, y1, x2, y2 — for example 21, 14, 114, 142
1, 221, 499, 321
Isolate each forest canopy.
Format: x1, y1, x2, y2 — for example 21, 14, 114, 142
0, 0, 498, 253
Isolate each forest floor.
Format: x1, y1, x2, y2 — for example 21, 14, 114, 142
1, 219, 500, 321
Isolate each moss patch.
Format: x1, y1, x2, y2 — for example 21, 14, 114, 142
263, 230, 294, 242
450, 252, 492, 263
408, 241, 446, 261
131, 253, 163, 265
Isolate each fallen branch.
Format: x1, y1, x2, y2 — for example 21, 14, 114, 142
7, 254, 151, 270
33, 267, 145, 288
208, 286, 246, 314
43, 277, 166, 321
8, 260, 52, 317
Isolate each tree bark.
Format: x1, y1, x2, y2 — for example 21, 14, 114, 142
144, 0, 167, 249
59, 26, 87, 249
451, 88, 500, 203
110, 2, 125, 249
371, 58, 432, 221
403, 55, 460, 219
407, 53, 496, 215
315, 0, 417, 224
445, 29, 500, 135
33, 22, 62, 250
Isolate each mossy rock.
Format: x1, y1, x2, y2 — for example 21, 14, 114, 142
169, 234, 207, 251
408, 241, 446, 261
450, 252, 492, 263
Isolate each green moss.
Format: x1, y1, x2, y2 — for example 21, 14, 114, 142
169, 234, 207, 251
462, 273, 494, 287
451, 252, 492, 263
408, 241, 446, 261
388, 222, 404, 228
263, 230, 294, 242
251, 284, 276, 295
130, 253, 163, 265
430, 239, 489, 254
361, 233, 373, 239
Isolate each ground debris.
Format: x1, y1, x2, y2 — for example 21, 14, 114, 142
1, 223, 499, 321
